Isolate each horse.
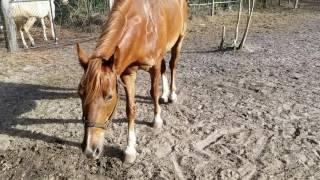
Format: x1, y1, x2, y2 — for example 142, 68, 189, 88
76, 0, 188, 163
8, 0, 68, 48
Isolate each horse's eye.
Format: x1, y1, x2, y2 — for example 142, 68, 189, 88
105, 94, 113, 102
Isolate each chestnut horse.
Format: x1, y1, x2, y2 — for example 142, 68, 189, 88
76, 0, 188, 163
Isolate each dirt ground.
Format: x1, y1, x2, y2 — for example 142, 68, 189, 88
0, 7, 320, 179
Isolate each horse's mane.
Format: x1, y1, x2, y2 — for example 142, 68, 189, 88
82, 0, 130, 105
94, 0, 130, 59
81, 59, 103, 105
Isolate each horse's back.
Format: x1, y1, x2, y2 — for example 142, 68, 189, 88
154, 0, 187, 51
142, 0, 188, 52
10, 1, 52, 18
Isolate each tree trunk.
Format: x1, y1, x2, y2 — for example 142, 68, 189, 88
211, 0, 215, 16
263, 0, 268, 8
1, 0, 19, 52
233, 0, 243, 47
238, 0, 255, 49
294, 0, 299, 8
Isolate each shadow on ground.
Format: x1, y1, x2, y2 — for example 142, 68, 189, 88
0, 82, 81, 147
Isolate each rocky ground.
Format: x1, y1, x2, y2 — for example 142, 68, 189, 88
0, 7, 319, 179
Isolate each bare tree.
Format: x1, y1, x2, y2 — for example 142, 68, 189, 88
233, 0, 243, 48
294, 0, 299, 8
238, 0, 255, 49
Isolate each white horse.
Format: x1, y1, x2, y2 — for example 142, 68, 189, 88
9, 0, 68, 48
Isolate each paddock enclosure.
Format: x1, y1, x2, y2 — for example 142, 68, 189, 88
0, 1, 320, 179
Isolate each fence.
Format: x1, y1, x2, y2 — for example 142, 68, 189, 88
0, 0, 239, 52
189, 0, 240, 16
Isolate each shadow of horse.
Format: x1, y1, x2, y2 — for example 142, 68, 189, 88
0, 82, 82, 148
0, 81, 152, 160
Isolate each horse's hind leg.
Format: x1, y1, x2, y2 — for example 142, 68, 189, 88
169, 35, 185, 103
24, 17, 37, 47
19, 25, 28, 48
121, 72, 138, 163
150, 65, 163, 128
160, 60, 170, 103
40, 18, 48, 41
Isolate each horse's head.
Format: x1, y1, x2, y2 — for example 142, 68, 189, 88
76, 44, 118, 159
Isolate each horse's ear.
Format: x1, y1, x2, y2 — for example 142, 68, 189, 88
101, 55, 115, 71
76, 43, 89, 69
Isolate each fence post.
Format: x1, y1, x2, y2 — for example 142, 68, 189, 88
48, 0, 57, 44
1, 0, 18, 52
109, 0, 114, 10
211, 0, 215, 16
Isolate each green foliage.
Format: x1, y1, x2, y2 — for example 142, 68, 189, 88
56, 0, 111, 28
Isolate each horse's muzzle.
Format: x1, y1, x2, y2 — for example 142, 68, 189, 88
82, 127, 105, 159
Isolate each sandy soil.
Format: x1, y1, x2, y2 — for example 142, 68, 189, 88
0, 8, 320, 179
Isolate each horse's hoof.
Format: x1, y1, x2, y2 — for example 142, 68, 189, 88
31, 43, 35, 47
169, 93, 177, 103
159, 96, 169, 103
153, 119, 163, 129
124, 147, 137, 163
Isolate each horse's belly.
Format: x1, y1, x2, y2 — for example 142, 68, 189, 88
166, 35, 180, 51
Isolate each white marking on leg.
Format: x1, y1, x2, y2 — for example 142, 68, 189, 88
153, 108, 163, 128
20, 28, 28, 49
124, 128, 137, 163
41, 18, 48, 41
24, 17, 36, 47
161, 75, 170, 102
169, 91, 177, 103
127, 128, 136, 147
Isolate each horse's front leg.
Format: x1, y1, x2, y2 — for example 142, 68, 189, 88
150, 66, 163, 128
121, 72, 137, 163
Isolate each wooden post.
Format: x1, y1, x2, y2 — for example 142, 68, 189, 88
211, 0, 215, 16
1, 0, 18, 52
109, 0, 114, 10
219, 26, 225, 50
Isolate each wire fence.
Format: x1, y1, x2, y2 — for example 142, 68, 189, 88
0, 0, 294, 51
